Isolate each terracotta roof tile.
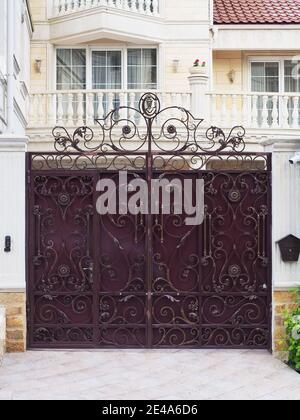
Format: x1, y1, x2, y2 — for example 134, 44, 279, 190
214, 0, 300, 24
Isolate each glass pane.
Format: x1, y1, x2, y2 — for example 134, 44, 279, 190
128, 49, 141, 66
284, 61, 300, 92
57, 49, 71, 67
72, 49, 86, 66
92, 67, 106, 88
251, 62, 279, 93
251, 63, 264, 77
265, 62, 279, 77
143, 66, 157, 86
57, 67, 72, 86
285, 77, 298, 93
266, 77, 279, 93
128, 66, 141, 89
284, 61, 293, 76
92, 51, 106, 66
143, 49, 157, 66
107, 51, 122, 67
72, 66, 86, 86
107, 67, 121, 89
251, 77, 265, 92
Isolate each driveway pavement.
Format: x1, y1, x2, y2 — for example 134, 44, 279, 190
0, 350, 299, 400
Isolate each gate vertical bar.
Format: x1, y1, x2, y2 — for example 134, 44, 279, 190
146, 118, 153, 348
92, 171, 99, 348
267, 153, 273, 353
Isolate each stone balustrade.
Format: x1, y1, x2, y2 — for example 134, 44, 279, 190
51, 0, 160, 18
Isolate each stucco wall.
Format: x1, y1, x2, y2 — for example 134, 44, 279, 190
213, 51, 243, 93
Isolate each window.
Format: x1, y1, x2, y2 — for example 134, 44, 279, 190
250, 58, 300, 126
92, 51, 122, 89
128, 49, 157, 90
250, 59, 300, 94
56, 49, 86, 90
251, 62, 279, 93
284, 60, 300, 93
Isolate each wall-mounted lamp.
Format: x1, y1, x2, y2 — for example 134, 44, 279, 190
34, 59, 43, 74
227, 69, 236, 84
172, 59, 180, 74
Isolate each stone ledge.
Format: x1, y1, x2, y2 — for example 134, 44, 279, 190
0, 306, 6, 365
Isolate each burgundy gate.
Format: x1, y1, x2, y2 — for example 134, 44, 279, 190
26, 93, 272, 349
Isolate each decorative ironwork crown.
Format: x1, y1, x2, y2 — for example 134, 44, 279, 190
52, 92, 246, 155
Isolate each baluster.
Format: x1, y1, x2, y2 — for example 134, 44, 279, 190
242, 95, 249, 127
175, 93, 183, 109
69, 0, 75, 12
118, 92, 127, 121
271, 95, 279, 128
251, 95, 258, 128
66, 93, 73, 126
29, 94, 36, 126
57, 93, 64, 125
107, 92, 114, 113
97, 92, 104, 120
64, 0, 69, 13
152, 0, 159, 15
54, 0, 61, 16
85, 0, 92, 9
292, 96, 299, 129
107, 0, 114, 7
37, 94, 44, 125
282, 95, 289, 128
145, 0, 151, 14
86, 92, 94, 126
231, 94, 238, 126
123, 0, 130, 11
209, 94, 216, 125
135, 0, 140, 12
220, 94, 227, 126
171, 93, 177, 117
77, 92, 84, 126
181, 93, 189, 111
47, 94, 55, 127
261, 95, 269, 128
129, 92, 136, 121
157, 92, 165, 124
73, 0, 80, 12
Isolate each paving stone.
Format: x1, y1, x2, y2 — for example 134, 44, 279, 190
0, 350, 299, 400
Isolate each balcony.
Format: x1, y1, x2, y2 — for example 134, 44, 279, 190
28, 90, 191, 129
207, 92, 300, 130
28, 90, 300, 133
50, 0, 160, 19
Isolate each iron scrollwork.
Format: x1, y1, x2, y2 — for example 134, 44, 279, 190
51, 93, 246, 156
27, 92, 271, 350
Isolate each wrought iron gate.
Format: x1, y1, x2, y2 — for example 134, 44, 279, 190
26, 93, 272, 349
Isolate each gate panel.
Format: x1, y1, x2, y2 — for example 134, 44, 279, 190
28, 174, 95, 348
151, 172, 202, 348
96, 172, 148, 348
200, 170, 270, 348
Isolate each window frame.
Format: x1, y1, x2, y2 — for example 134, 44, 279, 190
55, 45, 159, 91
56, 47, 88, 91
127, 47, 158, 91
248, 56, 300, 94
